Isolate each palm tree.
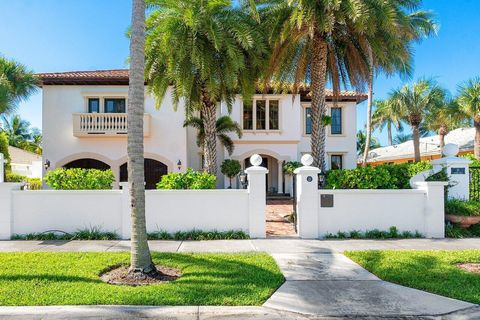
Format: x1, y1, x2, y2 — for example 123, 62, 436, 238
0, 57, 37, 115
127, 0, 157, 278
424, 99, 465, 154
357, 130, 380, 157
390, 79, 446, 162
145, 0, 267, 175
361, 7, 437, 167
393, 133, 412, 145
1, 115, 32, 147
261, 0, 372, 170
372, 99, 404, 146
184, 115, 242, 157
457, 77, 480, 159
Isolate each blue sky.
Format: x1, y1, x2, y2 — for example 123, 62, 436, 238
1, 0, 479, 145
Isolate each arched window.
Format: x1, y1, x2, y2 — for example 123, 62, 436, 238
64, 158, 110, 171
120, 158, 168, 189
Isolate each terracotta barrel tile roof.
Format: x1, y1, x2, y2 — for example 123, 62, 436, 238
37, 69, 367, 102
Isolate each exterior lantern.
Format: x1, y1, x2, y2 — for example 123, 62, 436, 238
177, 160, 182, 171
318, 170, 326, 189
44, 159, 51, 171
239, 170, 248, 189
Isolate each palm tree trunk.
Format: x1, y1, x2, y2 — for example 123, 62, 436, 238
310, 32, 328, 171
475, 119, 480, 159
412, 124, 421, 162
128, 0, 155, 275
361, 47, 374, 167
201, 99, 217, 175
387, 121, 393, 146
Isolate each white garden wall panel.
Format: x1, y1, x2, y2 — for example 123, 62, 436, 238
145, 190, 249, 233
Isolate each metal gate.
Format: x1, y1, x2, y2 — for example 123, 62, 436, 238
470, 166, 480, 200
292, 173, 298, 233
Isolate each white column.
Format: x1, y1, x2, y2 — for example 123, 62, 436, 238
0, 153, 4, 183
0, 183, 23, 239
119, 182, 131, 239
246, 154, 268, 238
414, 181, 448, 238
294, 154, 320, 239
431, 144, 471, 200
277, 159, 283, 194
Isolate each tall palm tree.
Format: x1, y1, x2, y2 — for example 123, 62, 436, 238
184, 115, 242, 157
356, 130, 380, 157
424, 99, 465, 154
390, 79, 446, 162
457, 77, 480, 159
361, 6, 437, 166
145, 0, 267, 175
128, 0, 157, 277
372, 99, 404, 146
261, 0, 372, 170
1, 114, 32, 147
0, 57, 38, 115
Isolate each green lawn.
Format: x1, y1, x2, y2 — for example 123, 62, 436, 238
345, 250, 480, 304
0, 252, 284, 306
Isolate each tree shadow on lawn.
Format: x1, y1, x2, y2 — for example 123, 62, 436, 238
0, 252, 285, 306
347, 250, 480, 304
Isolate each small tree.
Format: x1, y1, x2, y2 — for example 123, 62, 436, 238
283, 161, 302, 176
220, 159, 241, 188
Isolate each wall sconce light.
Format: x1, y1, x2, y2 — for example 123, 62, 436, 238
318, 170, 326, 189
44, 159, 51, 171
177, 160, 182, 171
239, 170, 248, 189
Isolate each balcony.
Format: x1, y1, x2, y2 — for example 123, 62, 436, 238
72, 113, 151, 137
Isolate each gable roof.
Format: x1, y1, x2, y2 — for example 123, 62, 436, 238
37, 69, 367, 102
365, 127, 475, 163
8, 146, 42, 165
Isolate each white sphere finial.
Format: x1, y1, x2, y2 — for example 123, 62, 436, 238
442, 143, 459, 157
250, 154, 263, 166
301, 154, 314, 166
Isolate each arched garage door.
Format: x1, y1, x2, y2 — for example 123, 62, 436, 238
120, 158, 168, 189
64, 158, 110, 171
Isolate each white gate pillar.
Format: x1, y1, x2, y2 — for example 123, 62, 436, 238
0, 183, 23, 240
0, 153, 4, 183
294, 154, 320, 239
246, 154, 268, 238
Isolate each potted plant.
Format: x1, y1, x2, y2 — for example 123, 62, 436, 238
445, 199, 480, 228
221, 159, 241, 188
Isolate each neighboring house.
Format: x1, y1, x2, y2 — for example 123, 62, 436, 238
38, 69, 366, 192
8, 146, 42, 178
365, 127, 474, 166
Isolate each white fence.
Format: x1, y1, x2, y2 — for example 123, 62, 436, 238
294, 155, 447, 239
0, 160, 268, 240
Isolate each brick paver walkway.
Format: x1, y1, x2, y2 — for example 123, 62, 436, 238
266, 199, 297, 237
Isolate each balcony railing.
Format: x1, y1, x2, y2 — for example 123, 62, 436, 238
73, 113, 151, 137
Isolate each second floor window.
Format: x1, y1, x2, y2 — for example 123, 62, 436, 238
88, 98, 100, 113
105, 98, 126, 113
243, 99, 280, 131
305, 107, 312, 134
331, 107, 342, 134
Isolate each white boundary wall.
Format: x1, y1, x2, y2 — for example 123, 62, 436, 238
295, 155, 447, 239
0, 161, 268, 240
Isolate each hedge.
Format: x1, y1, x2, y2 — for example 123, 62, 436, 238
45, 168, 114, 190
157, 168, 216, 189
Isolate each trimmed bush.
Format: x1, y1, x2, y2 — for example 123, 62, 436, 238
45, 168, 114, 190
325, 161, 433, 189
220, 159, 241, 188
25, 178, 42, 190
157, 168, 216, 189
5, 172, 26, 182
445, 199, 480, 217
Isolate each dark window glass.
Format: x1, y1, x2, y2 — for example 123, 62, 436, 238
105, 98, 126, 113
256, 100, 266, 130
243, 101, 253, 130
88, 98, 100, 113
305, 107, 312, 134
331, 107, 342, 134
331, 155, 343, 170
269, 100, 279, 130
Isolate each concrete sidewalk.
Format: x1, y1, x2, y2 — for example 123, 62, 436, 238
0, 239, 479, 319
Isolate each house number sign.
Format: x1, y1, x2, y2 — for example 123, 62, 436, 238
451, 167, 465, 175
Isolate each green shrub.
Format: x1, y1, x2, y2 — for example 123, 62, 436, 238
5, 172, 26, 182
147, 229, 249, 240
157, 168, 216, 189
325, 161, 433, 189
220, 159, 241, 188
445, 199, 480, 216
25, 178, 42, 190
45, 168, 114, 190
283, 161, 302, 175
462, 154, 480, 167
324, 226, 423, 239
446, 222, 480, 238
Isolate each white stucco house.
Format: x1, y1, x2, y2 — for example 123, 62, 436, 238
38, 69, 366, 192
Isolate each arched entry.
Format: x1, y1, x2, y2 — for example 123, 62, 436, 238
120, 158, 168, 189
243, 154, 284, 194
64, 158, 110, 171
